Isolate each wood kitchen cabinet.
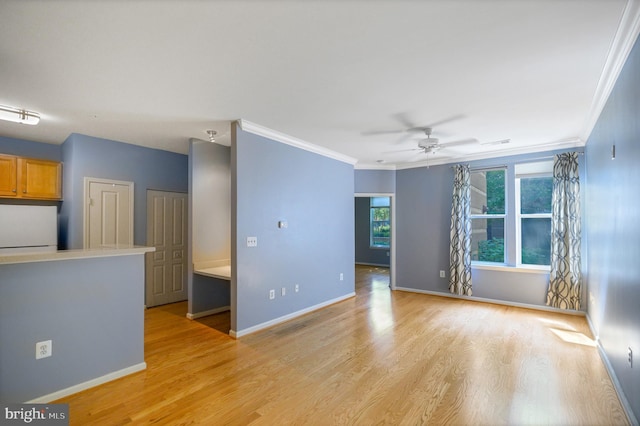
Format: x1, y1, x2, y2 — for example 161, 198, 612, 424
0, 154, 62, 200
0, 154, 18, 197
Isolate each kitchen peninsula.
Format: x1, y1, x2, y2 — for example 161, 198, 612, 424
0, 245, 154, 403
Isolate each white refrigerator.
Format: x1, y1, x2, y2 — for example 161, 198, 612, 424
0, 205, 58, 254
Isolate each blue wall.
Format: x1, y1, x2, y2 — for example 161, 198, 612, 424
0, 136, 61, 161
355, 169, 395, 194
585, 35, 640, 422
396, 163, 454, 291
395, 148, 584, 307
60, 133, 188, 249
0, 254, 146, 402
233, 125, 355, 333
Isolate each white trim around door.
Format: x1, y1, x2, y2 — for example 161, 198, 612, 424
355, 192, 396, 290
83, 177, 135, 249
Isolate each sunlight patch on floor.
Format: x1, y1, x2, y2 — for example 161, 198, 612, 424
368, 277, 394, 335
536, 317, 577, 331
550, 328, 596, 347
509, 356, 566, 425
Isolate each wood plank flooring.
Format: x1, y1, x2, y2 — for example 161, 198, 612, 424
58, 265, 628, 425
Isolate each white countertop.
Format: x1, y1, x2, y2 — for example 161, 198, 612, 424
0, 245, 155, 265
194, 265, 232, 280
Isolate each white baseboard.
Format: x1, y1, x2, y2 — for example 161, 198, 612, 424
394, 286, 586, 316
585, 314, 638, 426
186, 306, 230, 320
355, 262, 390, 268
230, 292, 356, 338
26, 362, 147, 403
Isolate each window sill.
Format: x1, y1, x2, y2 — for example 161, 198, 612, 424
369, 246, 390, 250
471, 263, 550, 274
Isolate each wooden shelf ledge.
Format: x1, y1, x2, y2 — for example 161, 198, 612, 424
193, 259, 231, 280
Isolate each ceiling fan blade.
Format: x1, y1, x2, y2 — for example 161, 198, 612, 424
392, 112, 416, 129
382, 147, 422, 154
440, 138, 478, 147
479, 138, 511, 146
361, 129, 405, 136
404, 114, 467, 134
362, 112, 418, 136
425, 114, 466, 128
394, 132, 418, 145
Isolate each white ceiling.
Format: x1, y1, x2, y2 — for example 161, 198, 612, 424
1, 1, 638, 169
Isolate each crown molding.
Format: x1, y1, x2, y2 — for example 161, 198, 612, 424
237, 119, 358, 165
394, 137, 584, 170
581, 0, 640, 143
354, 163, 397, 171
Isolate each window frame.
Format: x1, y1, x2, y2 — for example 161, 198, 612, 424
514, 170, 553, 268
469, 166, 507, 265
468, 161, 555, 270
369, 197, 390, 249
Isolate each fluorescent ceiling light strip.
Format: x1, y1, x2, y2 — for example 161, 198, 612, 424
0, 105, 40, 125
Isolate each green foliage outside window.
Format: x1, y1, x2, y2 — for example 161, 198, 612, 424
370, 197, 390, 247
485, 170, 505, 214
478, 238, 504, 262
521, 178, 552, 214
521, 246, 550, 265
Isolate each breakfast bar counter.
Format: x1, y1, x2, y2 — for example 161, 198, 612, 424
0, 245, 154, 403
0, 245, 154, 265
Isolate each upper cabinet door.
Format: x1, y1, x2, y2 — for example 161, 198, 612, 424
0, 154, 18, 197
19, 158, 62, 200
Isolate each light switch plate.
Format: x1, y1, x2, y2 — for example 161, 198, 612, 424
247, 236, 258, 247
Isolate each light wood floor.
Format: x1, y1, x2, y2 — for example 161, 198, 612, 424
59, 265, 627, 425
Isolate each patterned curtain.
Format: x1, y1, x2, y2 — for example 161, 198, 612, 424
546, 152, 582, 309
449, 164, 472, 296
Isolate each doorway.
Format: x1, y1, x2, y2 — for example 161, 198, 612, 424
145, 190, 188, 307
354, 193, 395, 289
84, 177, 134, 248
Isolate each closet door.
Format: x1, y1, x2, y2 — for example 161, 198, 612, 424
146, 190, 188, 307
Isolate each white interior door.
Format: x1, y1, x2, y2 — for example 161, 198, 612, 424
85, 178, 134, 248
146, 190, 188, 307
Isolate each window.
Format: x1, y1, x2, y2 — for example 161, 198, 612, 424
370, 197, 390, 248
470, 168, 506, 263
469, 161, 554, 268
516, 161, 553, 266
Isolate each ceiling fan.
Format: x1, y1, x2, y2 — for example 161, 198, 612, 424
362, 113, 466, 145
416, 127, 445, 153
387, 127, 477, 156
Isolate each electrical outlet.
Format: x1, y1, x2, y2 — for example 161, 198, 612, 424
440, 270, 446, 278
629, 347, 633, 367
339, 273, 344, 281
295, 284, 299, 293
36, 340, 52, 360
247, 236, 258, 247
281, 287, 286, 296
269, 289, 275, 300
